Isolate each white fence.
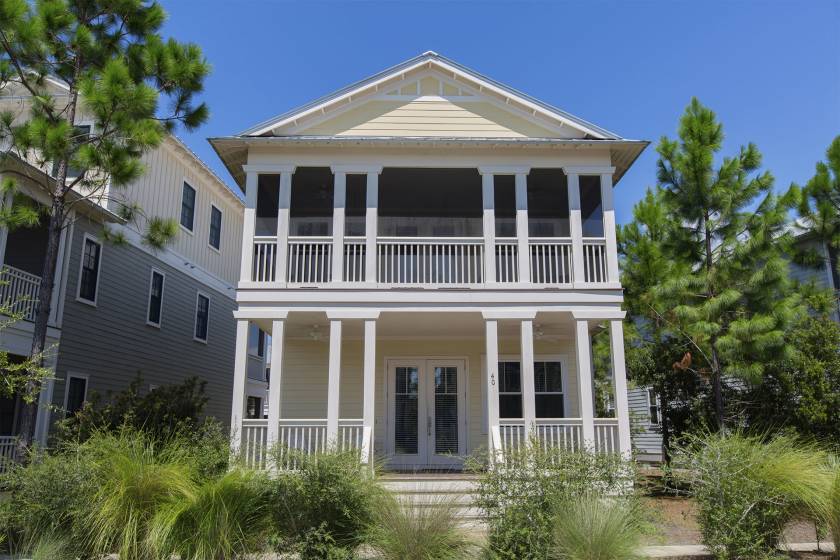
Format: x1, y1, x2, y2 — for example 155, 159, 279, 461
0, 265, 41, 321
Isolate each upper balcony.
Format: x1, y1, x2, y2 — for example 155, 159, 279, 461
240, 166, 620, 290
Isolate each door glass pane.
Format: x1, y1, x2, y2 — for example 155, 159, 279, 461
434, 366, 458, 454
394, 366, 419, 454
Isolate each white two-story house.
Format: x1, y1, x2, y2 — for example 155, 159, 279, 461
211, 52, 647, 469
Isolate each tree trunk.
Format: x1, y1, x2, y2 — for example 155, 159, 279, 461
15, 195, 66, 457
703, 214, 725, 428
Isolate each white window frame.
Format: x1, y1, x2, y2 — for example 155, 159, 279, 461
180, 180, 196, 234
208, 202, 223, 253
193, 291, 210, 343
63, 372, 89, 418
75, 233, 103, 306
646, 388, 661, 426
145, 267, 165, 328
497, 359, 524, 420
533, 359, 567, 419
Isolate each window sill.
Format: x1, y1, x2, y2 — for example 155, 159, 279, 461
75, 296, 97, 308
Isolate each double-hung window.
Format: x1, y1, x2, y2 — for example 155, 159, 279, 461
496, 359, 565, 419
194, 292, 210, 342
77, 235, 102, 304
647, 388, 661, 425
181, 182, 196, 231
208, 204, 222, 250
498, 361, 523, 419
146, 269, 165, 326
64, 375, 88, 418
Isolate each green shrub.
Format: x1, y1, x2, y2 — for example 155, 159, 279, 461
0, 444, 97, 557
676, 432, 831, 560
299, 523, 357, 560
366, 493, 476, 560
469, 442, 635, 560
82, 429, 198, 560
266, 449, 382, 554
149, 468, 270, 560
550, 495, 644, 560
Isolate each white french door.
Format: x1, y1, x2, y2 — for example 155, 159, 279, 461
386, 359, 466, 467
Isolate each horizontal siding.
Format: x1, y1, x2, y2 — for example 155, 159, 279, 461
278, 337, 582, 456
52, 216, 237, 429
301, 100, 567, 138
628, 387, 662, 457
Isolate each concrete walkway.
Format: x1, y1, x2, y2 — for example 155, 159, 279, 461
642, 542, 835, 558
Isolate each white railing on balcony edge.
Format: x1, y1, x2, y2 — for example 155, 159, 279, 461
583, 239, 608, 283
495, 239, 518, 283
377, 237, 484, 285
252, 237, 277, 282
535, 419, 583, 452
530, 238, 573, 284
343, 237, 366, 283
287, 237, 333, 284
498, 420, 526, 454
0, 436, 18, 473
594, 418, 619, 454
241, 419, 268, 469
0, 265, 41, 322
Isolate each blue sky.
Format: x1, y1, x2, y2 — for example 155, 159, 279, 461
162, 0, 839, 225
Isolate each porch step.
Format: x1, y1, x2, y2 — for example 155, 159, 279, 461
379, 472, 485, 524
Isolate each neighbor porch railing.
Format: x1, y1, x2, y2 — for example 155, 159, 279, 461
0, 264, 41, 322
0, 436, 18, 473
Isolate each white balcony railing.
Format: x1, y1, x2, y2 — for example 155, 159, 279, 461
287, 236, 333, 284
343, 237, 366, 283
583, 239, 608, 283
252, 237, 277, 282
0, 265, 41, 322
377, 237, 484, 285
529, 238, 573, 284
495, 239, 518, 283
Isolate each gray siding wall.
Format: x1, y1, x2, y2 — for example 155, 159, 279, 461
51, 215, 236, 429
628, 387, 663, 461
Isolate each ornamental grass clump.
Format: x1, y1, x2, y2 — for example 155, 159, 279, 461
366, 493, 477, 560
677, 432, 832, 560
550, 495, 644, 560
826, 455, 840, 560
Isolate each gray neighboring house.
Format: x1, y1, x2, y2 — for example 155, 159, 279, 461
0, 80, 266, 463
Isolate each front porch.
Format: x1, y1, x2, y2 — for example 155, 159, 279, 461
231, 310, 631, 470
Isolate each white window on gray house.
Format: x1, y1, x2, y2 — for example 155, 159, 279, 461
180, 182, 196, 231
209, 205, 222, 250
534, 361, 564, 418
647, 388, 661, 425
78, 236, 101, 303
65, 375, 88, 418
146, 269, 164, 326
498, 361, 523, 418
194, 293, 209, 342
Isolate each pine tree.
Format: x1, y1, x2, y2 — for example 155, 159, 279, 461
624, 98, 803, 429
0, 0, 209, 453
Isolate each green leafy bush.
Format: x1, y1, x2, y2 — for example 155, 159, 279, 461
266, 449, 382, 555
298, 523, 357, 560
550, 495, 644, 560
676, 432, 831, 559
366, 493, 476, 560
469, 443, 635, 560
149, 468, 271, 560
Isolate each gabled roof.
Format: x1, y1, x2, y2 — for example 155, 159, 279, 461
240, 51, 621, 140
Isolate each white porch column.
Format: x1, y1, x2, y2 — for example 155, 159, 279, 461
484, 319, 500, 450
566, 171, 586, 284
276, 169, 294, 283
514, 172, 530, 284
326, 319, 343, 443
600, 172, 620, 283
520, 319, 536, 433
365, 172, 379, 285
230, 319, 250, 450
363, 318, 376, 459
609, 319, 632, 455
332, 172, 346, 283
266, 318, 286, 448
239, 171, 258, 282
574, 318, 595, 448
481, 173, 496, 285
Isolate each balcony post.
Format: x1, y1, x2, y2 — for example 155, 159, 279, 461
574, 318, 596, 448
484, 319, 500, 450
331, 172, 346, 283
566, 172, 586, 284
601, 172, 620, 283
230, 319, 250, 452
326, 319, 342, 443
520, 319, 536, 433
514, 173, 531, 284
481, 173, 497, 285
275, 170, 293, 283
609, 319, 633, 456
266, 318, 286, 450
365, 172, 379, 285
239, 171, 258, 282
